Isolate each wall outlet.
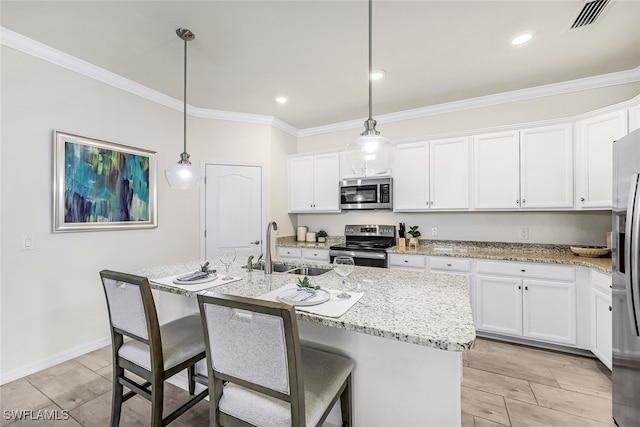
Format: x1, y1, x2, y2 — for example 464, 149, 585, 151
518, 227, 529, 240
431, 227, 438, 237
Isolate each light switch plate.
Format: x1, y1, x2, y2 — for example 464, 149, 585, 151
431, 227, 438, 237
21, 234, 35, 251
518, 227, 529, 240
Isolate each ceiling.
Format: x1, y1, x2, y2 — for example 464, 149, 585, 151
1, 0, 639, 130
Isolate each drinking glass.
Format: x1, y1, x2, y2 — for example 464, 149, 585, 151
333, 256, 355, 299
218, 247, 236, 280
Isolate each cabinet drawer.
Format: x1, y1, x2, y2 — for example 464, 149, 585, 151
388, 253, 426, 269
476, 260, 575, 281
591, 270, 612, 294
302, 248, 330, 262
430, 257, 471, 272
277, 247, 302, 259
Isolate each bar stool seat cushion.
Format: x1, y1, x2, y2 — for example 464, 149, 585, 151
219, 346, 354, 427
119, 314, 205, 371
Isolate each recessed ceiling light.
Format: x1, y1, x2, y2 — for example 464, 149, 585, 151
371, 70, 386, 80
511, 32, 533, 46
275, 96, 287, 104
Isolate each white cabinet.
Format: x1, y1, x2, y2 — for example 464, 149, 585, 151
475, 260, 577, 346
288, 153, 340, 213
394, 137, 470, 211
473, 125, 573, 210
629, 105, 640, 133
388, 253, 426, 271
276, 246, 330, 263
575, 110, 628, 208
520, 125, 573, 209
590, 271, 612, 370
472, 131, 520, 209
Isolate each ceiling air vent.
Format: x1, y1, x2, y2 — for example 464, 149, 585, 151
570, 0, 611, 29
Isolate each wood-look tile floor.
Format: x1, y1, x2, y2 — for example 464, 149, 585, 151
0, 337, 613, 426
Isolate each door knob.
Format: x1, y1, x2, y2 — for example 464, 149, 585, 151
250, 240, 260, 245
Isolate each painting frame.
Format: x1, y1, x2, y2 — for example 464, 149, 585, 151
53, 131, 157, 232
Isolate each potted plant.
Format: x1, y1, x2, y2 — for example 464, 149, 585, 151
407, 226, 421, 248
316, 230, 328, 243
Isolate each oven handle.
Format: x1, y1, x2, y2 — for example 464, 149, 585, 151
329, 249, 387, 260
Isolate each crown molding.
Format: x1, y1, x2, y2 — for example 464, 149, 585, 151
0, 26, 299, 137
298, 66, 640, 138
3, 26, 638, 141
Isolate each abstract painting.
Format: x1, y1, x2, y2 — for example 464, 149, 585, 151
53, 131, 157, 232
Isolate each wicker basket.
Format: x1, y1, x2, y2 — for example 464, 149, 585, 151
570, 246, 611, 258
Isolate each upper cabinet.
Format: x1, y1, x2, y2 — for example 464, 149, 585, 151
394, 137, 470, 211
575, 110, 628, 209
288, 152, 340, 213
473, 125, 573, 210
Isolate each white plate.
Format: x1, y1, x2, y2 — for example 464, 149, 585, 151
173, 273, 218, 285
277, 287, 330, 306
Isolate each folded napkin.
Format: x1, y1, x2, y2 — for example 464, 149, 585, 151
260, 283, 363, 318
152, 274, 241, 292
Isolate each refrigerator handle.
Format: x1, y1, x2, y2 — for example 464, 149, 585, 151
625, 173, 640, 336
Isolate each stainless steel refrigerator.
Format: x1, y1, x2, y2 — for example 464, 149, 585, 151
613, 128, 640, 426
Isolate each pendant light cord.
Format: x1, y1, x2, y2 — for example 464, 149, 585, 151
183, 36, 188, 155
368, 0, 373, 121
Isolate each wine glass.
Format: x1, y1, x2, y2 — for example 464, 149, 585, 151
218, 247, 236, 280
333, 256, 355, 299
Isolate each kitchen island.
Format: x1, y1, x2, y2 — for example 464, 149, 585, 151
136, 260, 475, 426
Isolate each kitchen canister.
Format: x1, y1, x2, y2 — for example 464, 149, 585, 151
297, 226, 308, 242
306, 232, 317, 242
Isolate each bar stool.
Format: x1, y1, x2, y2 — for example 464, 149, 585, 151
197, 292, 354, 427
99, 270, 208, 426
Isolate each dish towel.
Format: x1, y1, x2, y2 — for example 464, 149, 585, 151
260, 283, 363, 318
151, 274, 242, 292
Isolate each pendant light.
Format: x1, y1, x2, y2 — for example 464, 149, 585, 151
165, 28, 201, 190
345, 0, 393, 177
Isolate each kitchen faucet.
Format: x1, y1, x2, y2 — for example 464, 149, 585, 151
264, 221, 278, 275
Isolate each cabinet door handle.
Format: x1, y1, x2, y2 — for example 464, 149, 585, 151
447, 263, 452, 267
404, 260, 408, 263
522, 199, 526, 204
525, 286, 528, 290
520, 269, 526, 272
430, 201, 434, 205
518, 285, 522, 290
516, 200, 520, 205
250, 240, 260, 245
609, 306, 612, 312
581, 197, 585, 202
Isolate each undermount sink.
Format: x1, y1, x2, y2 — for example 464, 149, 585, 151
245, 262, 332, 276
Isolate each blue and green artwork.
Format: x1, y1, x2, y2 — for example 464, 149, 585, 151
64, 141, 150, 223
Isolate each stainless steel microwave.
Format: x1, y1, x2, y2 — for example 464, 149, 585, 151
339, 178, 392, 210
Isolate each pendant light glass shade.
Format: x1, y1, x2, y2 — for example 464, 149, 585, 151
165, 28, 201, 190
345, 0, 394, 177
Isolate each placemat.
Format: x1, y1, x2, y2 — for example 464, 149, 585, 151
260, 283, 363, 318
152, 274, 242, 292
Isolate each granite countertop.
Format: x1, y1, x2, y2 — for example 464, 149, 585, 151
386, 241, 612, 273
135, 260, 476, 353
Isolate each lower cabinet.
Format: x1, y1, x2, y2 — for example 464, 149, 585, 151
590, 271, 612, 370
276, 246, 330, 263
388, 253, 427, 271
475, 261, 577, 346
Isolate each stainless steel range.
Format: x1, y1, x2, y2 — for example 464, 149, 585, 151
329, 224, 396, 268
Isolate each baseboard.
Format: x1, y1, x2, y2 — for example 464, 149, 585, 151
476, 332, 595, 357
0, 336, 111, 385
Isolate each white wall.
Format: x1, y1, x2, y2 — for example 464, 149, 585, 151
0, 48, 279, 381
295, 83, 639, 245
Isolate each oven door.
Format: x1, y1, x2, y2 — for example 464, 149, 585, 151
329, 249, 387, 268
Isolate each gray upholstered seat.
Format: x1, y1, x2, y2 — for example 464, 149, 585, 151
99, 270, 208, 427
197, 292, 354, 427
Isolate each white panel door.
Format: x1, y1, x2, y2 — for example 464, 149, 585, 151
312, 152, 340, 211
288, 156, 314, 212
394, 142, 429, 210
629, 105, 640, 133
576, 110, 628, 208
472, 131, 520, 209
475, 275, 522, 336
205, 164, 263, 260
430, 137, 470, 209
522, 279, 577, 345
520, 124, 573, 209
